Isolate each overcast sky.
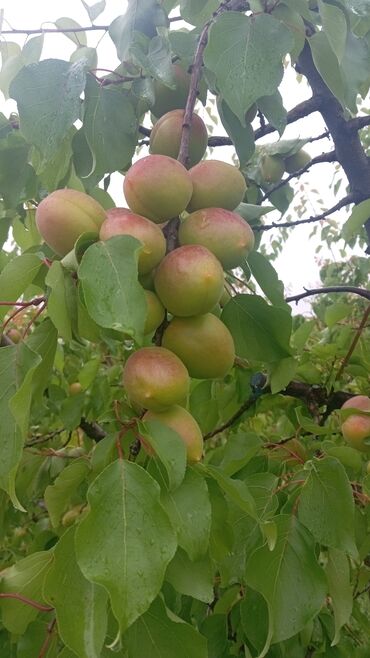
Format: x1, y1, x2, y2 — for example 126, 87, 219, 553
0, 0, 362, 306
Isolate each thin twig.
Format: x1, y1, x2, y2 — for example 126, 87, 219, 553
0, 25, 109, 35
204, 395, 257, 439
0, 592, 54, 612
257, 193, 356, 231
38, 618, 56, 658
285, 286, 370, 304
335, 305, 370, 382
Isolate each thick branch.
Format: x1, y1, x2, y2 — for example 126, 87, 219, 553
286, 286, 370, 304
348, 115, 370, 131
261, 150, 336, 201
257, 193, 356, 231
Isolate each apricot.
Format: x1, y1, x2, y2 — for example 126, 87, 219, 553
122, 346, 190, 411
154, 245, 224, 317
150, 110, 208, 167
284, 149, 311, 174
163, 313, 235, 379
36, 189, 106, 256
144, 291, 165, 335
69, 382, 83, 395
260, 154, 285, 184
143, 405, 203, 463
123, 155, 193, 223
341, 396, 370, 452
99, 208, 166, 274
179, 207, 255, 269
151, 64, 191, 118
187, 160, 247, 212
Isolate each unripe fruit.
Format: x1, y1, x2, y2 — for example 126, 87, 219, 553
123, 346, 190, 411
187, 160, 247, 212
36, 189, 107, 256
143, 405, 203, 463
179, 207, 255, 269
150, 110, 208, 167
123, 155, 193, 223
99, 208, 166, 274
260, 154, 285, 183
69, 382, 83, 395
341, 396, 370, 452
163, 313, 235, 379
151, 64, 191, 118
284, 149, 311, 174
144, 291, 165, 335
154, 245, 224, 317
7, 328, 21, 343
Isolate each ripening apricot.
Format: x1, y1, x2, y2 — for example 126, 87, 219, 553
284, 149, 311, 174
150, 110, 208, 167
341, 396, 370, 452
122, 346, 190, 412
99, 208, 166, 274
69, 382, 83, 395
260, 154, 285, 183
163, 313, 235, 379
36, 189, 107, 256
151, 64, 191, 118
123, 155, 193, 223
154, 245, 224, 317
144, 291, 165, 335
143, 405, 203, 463
187, 160, 247, 212
179, 207, 255, 269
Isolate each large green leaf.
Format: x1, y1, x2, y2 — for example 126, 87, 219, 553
0, 551, 53, 634
10, 59, 86, 165
139, 419, 187, 491
75, 460, 177, 632
221, 294, 292, 363
78, 236, 146, 341
26, 319, 58, 405
165, 548, 214, 603
109, 0, 168, 61
247, 251, 286, 306
46, 261, 77, 341
124, 596, 207, 658
325, 548, 353, 646
204, 13, 292, 124
246, 515, 326, 654
180, 0, 219, 26
44, 527, 108, 658
318, 0, 347, 62
298, 457, 357, 557
341, 32, 370, 114
308, 32, 346, 108
0, 254, 43, 321
0, 133, 32, 208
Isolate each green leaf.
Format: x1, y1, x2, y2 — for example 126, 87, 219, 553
204, 13, 293, 124
0, 253, 43, 321
325, 302, 351, 327
220, 431, 262, 476
109, 0, 168, 62
83, 75, 137, 178
55, 18, 87, 46
199, 614, 228, 658
10, 59, 86, 165
124, 596, 207, 658
257, 91, 287, 136
342, 198, 370, 240
44, 459, 90, 528
44, 527, 108, 658
139, 419, 187, 491
341, 32, 370, 113
308, 32, 346, 108
298, 457, 358, 557
235, 202, 275, 221
0, 551, 53, 634
75, 460, 176, 632
221, 294, 292, 363
271, 4, 305, 62
217, 98, 255, 166
246, 515, 326, 653
180, 0, 219, 26
0, 132, 32, 208
240, 588, 269, 655
247, 251, 286, 306
318, 1, 347, 62
325, 548, 353, 646
0, 343, 41, 508
22, 35, 44, 64
26, 319, 58, 404
46, 261, 77, 341
161, 467, 211, 561
165, 548, 214, 603
78, 236, 146, 341
269, 356, 297, 394
202, 464, 258, 520
81, 0, 106, 22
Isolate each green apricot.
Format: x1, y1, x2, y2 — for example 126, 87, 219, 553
151, 64, 191, 118
143, 405, 203, 463
100, 207, 166, 274
179, 207, 255, 270
122, 346, 190, 412
123, 154, 193, 223
284, 149, 311, 174
36, 189, 107, 256
260, 154, 285, 184
163, 313, 235, 379
154, 245, 224, 317
150, 110, 208, 167
187, 160, 247, 212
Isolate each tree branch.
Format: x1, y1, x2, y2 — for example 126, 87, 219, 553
335, 305, 370, 382
261, 150, 336, 202
347, 115, 370, 131
0, 25, 109, 35
286, 286, 370, 304
257, 193, 356, 231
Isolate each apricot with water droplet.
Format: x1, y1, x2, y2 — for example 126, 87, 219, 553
150, 110, 208, 167
143, 405, 203, 463
187, 160, 247, 212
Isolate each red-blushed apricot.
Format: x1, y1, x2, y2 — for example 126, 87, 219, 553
36, 189, 107, 256
187, 160, 247, 212
151, 64, 191, 118
284, 149, 311, 174
99, 207, 166, 274
123, 155, 193, 223
143, 405, 203, 463
144, 290, 165, 335
179, 207, 255, 269
260, 154, 285, 183
154, 245, 224, 317
162, 313, 235, 379
150, 110, 208, 167
341, 396, 370, 452
69, 382, 83, 395
122, 346, 190, 412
